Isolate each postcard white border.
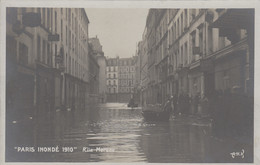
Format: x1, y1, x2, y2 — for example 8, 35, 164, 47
0, 0, 259, 165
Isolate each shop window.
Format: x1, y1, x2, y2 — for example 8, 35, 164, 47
37, 35, 41, 61
18, 43, 28, 65
223, 71, 230, 90
6, 36, 17, 61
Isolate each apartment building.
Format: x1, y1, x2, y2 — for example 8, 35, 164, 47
137, 8, 254, 115
118, 57, 136, 102
6, 7, 92, 145
106, 57, 119, 102
89, 36, 107, 103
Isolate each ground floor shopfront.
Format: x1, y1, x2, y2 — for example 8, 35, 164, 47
143, 38, 252, 117
6, 61, 94, 147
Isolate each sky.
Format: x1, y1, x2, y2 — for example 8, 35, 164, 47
85, 9, 148, 58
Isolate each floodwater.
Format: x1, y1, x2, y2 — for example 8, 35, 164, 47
6, 103, 253, 163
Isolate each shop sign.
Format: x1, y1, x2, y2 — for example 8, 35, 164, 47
48, 34, 60, 41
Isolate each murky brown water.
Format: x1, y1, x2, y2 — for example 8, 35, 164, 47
6, 103, 253, 163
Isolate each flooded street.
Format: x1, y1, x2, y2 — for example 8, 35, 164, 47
33, 103, 252, 163
6, 103, 253, 163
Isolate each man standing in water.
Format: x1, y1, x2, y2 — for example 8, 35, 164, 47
164, 96, 173, 113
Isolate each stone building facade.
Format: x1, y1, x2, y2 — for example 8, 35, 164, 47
136, 9, 254, 116
6, 7, 97, 147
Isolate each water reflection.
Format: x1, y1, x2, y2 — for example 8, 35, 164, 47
6, 103, 253, 163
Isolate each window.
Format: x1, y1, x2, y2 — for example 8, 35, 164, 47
184, 9, 188, 28
42, 8, 45, 26
47, 43, 51, 65
223, 71, 230, 90
191, 31, 196, 57
180, 45, 183, 65
37, 35, 41, 60
6, 36, 17, 61
180, 13, 183, 34
69, 57, 71, 74
55, 11, 57, 33
114, 74, 116, 78
174, 22, 176, 40
42, 40, 46, 63
190, 9, 196, 22
69, 30, 71, 49
47, 9, 50, 29
199, 28, 203, 54
68, 9, 71, 26
72, 13, 74, 29
66, 26, 68, 45
114, 80, 116, 85
61, 19, 63, 41
184, 42, 188, 64
208, 27, 213, 54
177, 19, 179, 38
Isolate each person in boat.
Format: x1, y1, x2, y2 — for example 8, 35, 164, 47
128, 96, 135, 108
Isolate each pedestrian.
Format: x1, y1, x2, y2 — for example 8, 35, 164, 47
200, 94, 209, 117
163, 96, 173, 113
172, 94, 178, 116
193, 93, 200, 115
178, 92, 185, 115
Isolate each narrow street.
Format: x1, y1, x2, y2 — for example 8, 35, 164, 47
8, 103, 253, 163
5, 7, 254, 163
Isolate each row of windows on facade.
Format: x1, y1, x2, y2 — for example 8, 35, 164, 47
107, 66, 135, 72
108, 87, 134, 93
107, 59, 135, 66
35, 8, 89, 79
107, 80, 134, 86
36, 35, 87, 79
107, 73, 135, 79
150, 13, 246, 74
7, 35, 87, 81
154, 10, 203, 66
158, 9, 203, 45
167, 9, 192, 44
38, 8, 87, 42
159, 9, 247, 66
37, 8, 88, 68
167, 30, 245, 74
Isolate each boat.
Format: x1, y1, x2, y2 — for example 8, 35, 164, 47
127, 98, 138, 108
127, 103, 138, 108
141, 104, 170, 121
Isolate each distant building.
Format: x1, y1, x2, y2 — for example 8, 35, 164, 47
89, 36, 107, 103
88, 43, 100, 104
106, 57, 119, 102
118, 57, 136, 103
106, 56, 136, 103
134, 27, 148, 106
